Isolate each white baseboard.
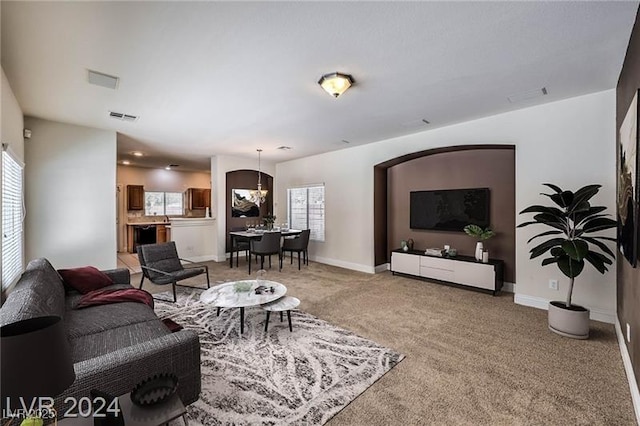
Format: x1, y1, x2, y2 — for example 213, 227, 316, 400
514, 294, 615, 324
310, 255, 375, 274
181, 255, 218, 263
375, 263, 390, 273
615, 318, 640, 424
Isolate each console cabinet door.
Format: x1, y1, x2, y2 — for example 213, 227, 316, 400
391, 252, 420, 276
455, 262, 495, 290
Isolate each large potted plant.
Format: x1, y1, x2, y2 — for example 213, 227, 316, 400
519, 184, 616, 339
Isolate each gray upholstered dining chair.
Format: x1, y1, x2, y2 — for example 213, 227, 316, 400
137, 241, 210, 302
249, 232, 282, 274
282, 229, 311, 270
230, 226, 251, 267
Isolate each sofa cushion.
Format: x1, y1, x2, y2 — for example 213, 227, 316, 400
69, 320, 170, 363
64, 300, 160, 339
58, 266, 114, 294
0, 258, 66, 326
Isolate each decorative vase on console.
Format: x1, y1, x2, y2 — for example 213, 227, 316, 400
475, 242, 484, 261
463, 224, 496, 262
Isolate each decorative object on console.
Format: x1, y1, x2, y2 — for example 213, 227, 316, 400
130, 372, 179, 406
400, 240, 408, 252
407, 239, 414, 250
482, 250, 489, 263
249, 149, 268, 207
424, 248, 445, 257
463, 224, 496, 261
318, 72, 354, 98
519, 183, 616, 339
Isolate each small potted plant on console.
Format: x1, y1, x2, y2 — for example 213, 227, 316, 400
518, 183, 616, 339
463, 224, 495, 261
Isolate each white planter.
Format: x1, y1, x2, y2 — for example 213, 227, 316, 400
548, 301, 590, 339
475, 242, 483, 261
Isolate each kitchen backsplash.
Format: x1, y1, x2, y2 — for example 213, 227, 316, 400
126, 209, 206, 223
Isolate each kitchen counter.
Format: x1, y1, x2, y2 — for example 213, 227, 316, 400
126, 222, 169, 226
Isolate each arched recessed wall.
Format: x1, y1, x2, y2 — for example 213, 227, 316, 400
374, 145, 516, 283
225, 169, 273, 252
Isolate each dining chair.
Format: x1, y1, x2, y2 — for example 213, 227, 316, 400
249, 232, 282, 274
137, 241, 210, 302
230, 226, 250, 267
282, 229, 311, 270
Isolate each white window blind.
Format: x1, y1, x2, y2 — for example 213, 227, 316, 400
2, 147, 24, 290
287, 185, 325, 241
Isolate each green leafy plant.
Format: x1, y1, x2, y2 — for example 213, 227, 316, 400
463, 224, 495, 241
518, 184, 616, 308
262, 213, 276, 226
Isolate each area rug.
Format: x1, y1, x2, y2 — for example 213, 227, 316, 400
154, 288, 405, 425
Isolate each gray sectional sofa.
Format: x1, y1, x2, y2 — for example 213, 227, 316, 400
0, 258, 201, 413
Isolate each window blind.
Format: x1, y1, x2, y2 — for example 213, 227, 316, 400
287, 185, 325, 241
2, 148, 24, 290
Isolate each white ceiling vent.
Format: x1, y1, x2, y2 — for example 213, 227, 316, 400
88, 70, 119, 90
508, 87, 548, 103
109, 111, 138, 122
277, 146, 292, 150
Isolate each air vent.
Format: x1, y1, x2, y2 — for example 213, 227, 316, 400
109, 111, 139, 122
277, 146, 292, 150
508, 87, 548, 103
88, 70, 119, 90
341, 140, 351, 144
169, 164, 179, 168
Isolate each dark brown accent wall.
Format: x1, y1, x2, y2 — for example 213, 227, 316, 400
374, 146, 516, 283
225, 170, 273, 252
617, 6, 640, 387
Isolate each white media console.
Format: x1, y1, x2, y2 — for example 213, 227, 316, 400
391, 249, 504, 295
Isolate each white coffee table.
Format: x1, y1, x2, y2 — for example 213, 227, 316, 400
200, 280, 287, 334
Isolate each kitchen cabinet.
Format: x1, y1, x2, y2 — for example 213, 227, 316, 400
186, 188, 210, 210
157, 224, 167, 243
127, 185, 144, 211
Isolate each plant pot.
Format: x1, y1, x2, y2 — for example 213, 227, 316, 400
548, 301, 590, 339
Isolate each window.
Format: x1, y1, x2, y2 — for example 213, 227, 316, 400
145, 191, 183, 216
287, 185, 325, 241
2, 146, 24, 289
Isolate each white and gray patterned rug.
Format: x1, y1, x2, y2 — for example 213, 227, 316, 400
154, 288, 405, 425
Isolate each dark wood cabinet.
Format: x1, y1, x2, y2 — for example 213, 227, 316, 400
187, 188, 210, 210
156, 224, 167, 243
127, 185, 144, 210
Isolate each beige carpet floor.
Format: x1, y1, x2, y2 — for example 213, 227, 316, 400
136, 258, 636, 425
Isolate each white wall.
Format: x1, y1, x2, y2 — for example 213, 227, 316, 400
276, 90, 617, 321
210, 154, 275, 261
24, 117, 117, 270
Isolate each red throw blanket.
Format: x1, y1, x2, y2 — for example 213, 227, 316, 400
75, 288, 154, 309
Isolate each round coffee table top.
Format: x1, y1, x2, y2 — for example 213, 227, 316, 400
261, 296, 300, 312
200, 280, 286, 308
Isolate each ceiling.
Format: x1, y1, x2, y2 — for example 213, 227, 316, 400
2, 1, 638, 172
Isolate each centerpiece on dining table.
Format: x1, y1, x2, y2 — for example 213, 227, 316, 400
262, 213, 276, 231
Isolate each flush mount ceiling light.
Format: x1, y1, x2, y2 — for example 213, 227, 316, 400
318, 72, 354, 98
249, 149, 268, 207
132, 151, 144, 157
121, 160, 131, 165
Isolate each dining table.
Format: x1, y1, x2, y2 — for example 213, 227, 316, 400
228, 229, 303, 268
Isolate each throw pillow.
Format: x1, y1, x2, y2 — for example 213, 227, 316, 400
58, 266, 114, 294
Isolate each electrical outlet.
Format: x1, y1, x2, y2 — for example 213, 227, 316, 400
549, 279, 558, 290
627, 323, 631, 343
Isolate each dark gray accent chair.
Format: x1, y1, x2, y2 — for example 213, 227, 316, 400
282, 229, 311, 270
138, 241, 210, 302
249, 232, 282, 274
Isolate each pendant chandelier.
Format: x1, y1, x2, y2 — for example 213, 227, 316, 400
249, 149, 268, 206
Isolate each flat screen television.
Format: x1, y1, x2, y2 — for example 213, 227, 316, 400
410, 188, 490, 232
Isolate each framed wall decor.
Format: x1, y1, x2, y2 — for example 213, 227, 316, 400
618, 89, 639, 266
231, 189, 259, 217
